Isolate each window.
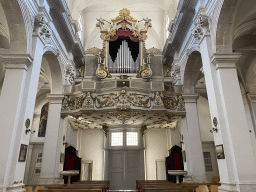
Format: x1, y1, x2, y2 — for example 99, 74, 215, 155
203, 152, 213, 172
126, 132, 138, 146
166, 15, 170, 39
111, 132, 123, 146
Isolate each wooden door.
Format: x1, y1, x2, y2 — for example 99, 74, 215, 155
109, 150, 125, 189
108, 150, 143, 190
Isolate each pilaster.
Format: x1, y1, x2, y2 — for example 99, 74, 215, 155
182, 93, 207, 182
200, 33, 256, 191
39, 94, 64, 185
0, 54, 33, 192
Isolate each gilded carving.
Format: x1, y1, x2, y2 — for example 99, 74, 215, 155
96, 64, 107, 78
96, 90, 151, 108
103, 111, 145, 124
177, 95, 185, 111
111, 8, 137, 23
62, 91, 184, 113
82, 92, 94, 108
137, 64, 152, 78
163, 96, 178, 110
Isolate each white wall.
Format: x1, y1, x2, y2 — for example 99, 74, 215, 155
145, 129, 168, 180
80, 129, 104, 180
66, 122, 77, 148
197, 96, 214, 142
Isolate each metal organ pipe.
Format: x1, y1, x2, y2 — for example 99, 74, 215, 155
109, 40, 139, 73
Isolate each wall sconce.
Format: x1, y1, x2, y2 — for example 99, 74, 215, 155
25, 118, 36, 134
210, 117, 218, 133
210, 127, 218, 133
25, 129, 35, 134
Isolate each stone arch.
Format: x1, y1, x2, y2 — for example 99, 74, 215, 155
183, 51, 203, 93
0, 0, 32, 53
42, 51, 64, 94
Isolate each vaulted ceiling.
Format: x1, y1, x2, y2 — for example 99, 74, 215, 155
67, 0, 179, 51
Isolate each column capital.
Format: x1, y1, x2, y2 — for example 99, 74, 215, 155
47, 94, 64, 104
1, 54, 33, 70
211, 53, 242, 70
182, 93, 199, 103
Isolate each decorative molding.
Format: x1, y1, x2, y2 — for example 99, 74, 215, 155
85, 47, 102, 56
65, 62, 77, 85
61, 90, 185, 112
33, 14, 52, 44
182, 94, 199, 103
211, 53, 242, 70
147, 47, 162, 54
192, 13, 210, 42
47, 94, 64, 104
1, 54, 33, 70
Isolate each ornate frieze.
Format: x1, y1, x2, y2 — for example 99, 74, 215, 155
96, 90, 151, 108
61, 90, 185, 112
163, 95, 185, 111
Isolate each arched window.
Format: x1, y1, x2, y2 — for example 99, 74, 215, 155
38, 102, 49, 137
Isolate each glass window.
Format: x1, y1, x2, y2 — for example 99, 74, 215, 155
126, 132, 138, 146
111, 132, 123, 146
203, 152, 213, 172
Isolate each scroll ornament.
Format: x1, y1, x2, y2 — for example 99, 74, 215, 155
34, 14, 52, 42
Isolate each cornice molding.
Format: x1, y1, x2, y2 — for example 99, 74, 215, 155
1, 54, 33, 70
47, 94, 65, 104
182, 93, 199, 103
211, 53, 242, 70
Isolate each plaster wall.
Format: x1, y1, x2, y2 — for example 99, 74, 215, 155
176, 119, 187, 171
66, 123, 77, 148
80, 129, 104, 180
241, 86, 256, 160
145, 129, 168, 180
197, 96, 214, 142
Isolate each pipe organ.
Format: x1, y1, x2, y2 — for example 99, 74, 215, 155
96, 8, 152, 79
108, 40, 140, 73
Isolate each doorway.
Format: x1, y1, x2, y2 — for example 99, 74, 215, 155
105, 130, 144, 190
24, 144, 44, 185
202, 142, 219, 182
108, 149, 144, 190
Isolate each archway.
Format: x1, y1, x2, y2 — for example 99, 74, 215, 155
182, 51, 219, 182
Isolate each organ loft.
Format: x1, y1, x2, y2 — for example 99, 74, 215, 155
1, 0, 256, 192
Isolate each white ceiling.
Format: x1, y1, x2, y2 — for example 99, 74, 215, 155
67, 0, 179, 50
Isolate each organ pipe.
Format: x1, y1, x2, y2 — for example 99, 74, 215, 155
108, 40, 140, 73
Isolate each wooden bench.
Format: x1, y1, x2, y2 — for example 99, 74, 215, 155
47, 184, 108, 191
38, 189, 102, 192
25, 181, 109, 192
137, 180, 219, 192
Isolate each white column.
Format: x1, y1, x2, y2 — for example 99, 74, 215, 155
200, 35, 256, 191
0, 54, 33, 192
39, 94, 64, 184
182, 94, 207, 182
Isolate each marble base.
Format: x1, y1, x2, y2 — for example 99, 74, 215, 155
38, 177, 64, 185
219, 182, 256, 192
0, 184, 26, 192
